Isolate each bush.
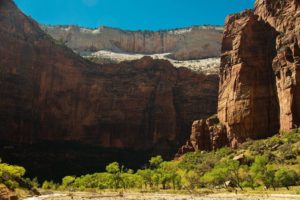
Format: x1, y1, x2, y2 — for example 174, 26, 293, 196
250, 155, 276, 190
275, 169, 298, 190
61, 176, 75, 189
73, 173, 112, 189
121, 173, 143, 189
42, 180, 58, 190
0, 162, 26, 190
149, 156, 163, 169
201, 160, 244, 190
136, 169, 154, 189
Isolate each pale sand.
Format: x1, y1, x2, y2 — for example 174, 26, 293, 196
23, 192, 300, 200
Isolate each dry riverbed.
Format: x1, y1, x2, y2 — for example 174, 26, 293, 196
23, 192, 300, 200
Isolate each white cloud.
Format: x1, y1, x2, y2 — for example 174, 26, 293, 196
82, 0, 99, 7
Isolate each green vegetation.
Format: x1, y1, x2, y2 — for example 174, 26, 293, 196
50, 128, 300, 193
0, 158, 39, 195
0, 160, 26, 190
2, 128, 299, 195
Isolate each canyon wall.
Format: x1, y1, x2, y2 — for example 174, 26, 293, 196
218, 10, 280, 147
177, 0, 300, 155
254, 0, 300, 132
0, 0, 218, 157
220, 0, 300, 143
42, 25, 223, 60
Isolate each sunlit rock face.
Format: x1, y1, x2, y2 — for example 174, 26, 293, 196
254, 0, 300, 131
177, 0, 300, 155
41, 25, 223, 61
218, 10, 280, 147
219, 0, 300, 147
41, 25, 223, 75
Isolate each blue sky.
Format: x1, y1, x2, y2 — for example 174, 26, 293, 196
14, 0, 254, 30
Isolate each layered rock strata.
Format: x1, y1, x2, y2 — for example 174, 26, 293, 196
218, 10, 280, 147
0, 0, 218, 157
177, 0, 300, 156
42, 25, 223, 61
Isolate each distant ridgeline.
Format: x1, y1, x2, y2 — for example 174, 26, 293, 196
41, 25, 223, 60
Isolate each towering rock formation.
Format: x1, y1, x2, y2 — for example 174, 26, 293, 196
254, 0, 300, 132
177, 0, 300, 155
218, 10, 280, 147
42, 25, 223, 60
0, 0, 218, 177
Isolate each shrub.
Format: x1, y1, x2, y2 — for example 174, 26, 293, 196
201, 160, 244, 190
274, 169, 298, 190
149, 156, 163, 169
42, 180, 58, 190
250, 155, 276, 190
0, 162, 26, 190
61, 176, 75, 189
136, 169, 154, 189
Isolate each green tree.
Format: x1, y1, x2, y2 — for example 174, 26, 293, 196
250, 155, 276, 190
201, 164, 228, 187
179, 151, 217, 189
106, 162, 123, 189
158, 161, 181, 189
0, 163, 26, 190
149, 156, 163, 169
121, 173, 143, 189
241, 169, 257, 190
61, 176, 75, 189
201, 160, 244, 190
73, 173, 112, 189
106, 162, 120, 174
136, 169, 154, 189
274, 169, 297, 190
42, 180, 58, 190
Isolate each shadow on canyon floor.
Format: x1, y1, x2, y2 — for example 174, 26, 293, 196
0, 141, 178, 182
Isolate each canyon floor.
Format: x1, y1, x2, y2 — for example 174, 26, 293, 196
23, 192, 300, 200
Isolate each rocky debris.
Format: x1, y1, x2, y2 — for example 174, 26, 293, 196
174, 140, 195, 159
175, 116, 228, 158
0, 0, 218, 160
233, 154, 245, 163
224, 180, 235, 188
42, 25, 223, 61
0, 186, 18, 200
271, 144, 281, 151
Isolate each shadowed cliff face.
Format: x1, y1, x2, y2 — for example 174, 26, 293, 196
0, 0, 219, 178
254, 0, 300, 131
176, 0, 300, 156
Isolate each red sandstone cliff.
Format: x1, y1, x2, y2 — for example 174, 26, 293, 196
177, 0, 300, 156
218, 10, 280, 147
254, 0, 300, 132
0, 0, 218, 152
